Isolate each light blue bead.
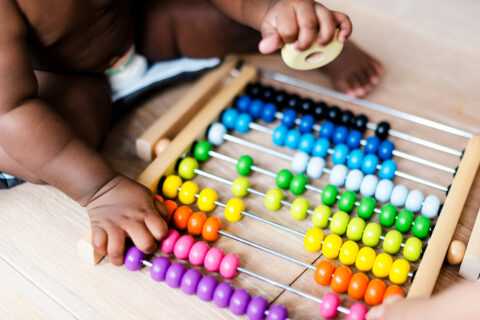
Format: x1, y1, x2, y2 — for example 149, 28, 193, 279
390, 184, 408, 207
234, 113, 252, 133
281, 109, 297, 128
405, 189, 424, 213
375, 179, 394, 203
298, 133, 316, 155
312, 138, 331, 158
347, 149, 364, 170
248, 99, 263, 119
306, 157, 325, 179
221, 108, 238, 130
345, 169, 364, 192
378, 140, 395, 160
329, 164, 348, 187
319, 121, 335, 139
235, 95, 250, 112
364, 136, 380, 154
421, 195, 441, 218
272, 125, 288, 146
299, 115, 315, 133
332, 126, 348, 145
291, 152, 310, 173
208, 123, 226, 146
379, 159, 397, 180
361, 154, 379, 174
332, 144, 350, 165
360, 174, 378, 197
261, 103, 277, 123
346, 130, 362, 149
285, 129, 301, 149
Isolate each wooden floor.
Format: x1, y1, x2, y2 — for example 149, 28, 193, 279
1, 1, 479, 319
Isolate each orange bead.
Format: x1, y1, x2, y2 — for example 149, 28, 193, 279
348, 273, 369, 300
364, 279, 387, 306
164, 200, 178, 223
187, 212, 207, 236
202, 217, 222, 242
314, 260, 335, 286
173, 206, 193, 230
155, 194, 164, 202
330, 265, 352, 293
383, 285, 404, 302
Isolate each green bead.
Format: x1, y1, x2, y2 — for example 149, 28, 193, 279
276, 169, 293, 189
231, 176, 250, 197
193, 141, 212, 162
412, 216, 431, 240
362, 223, 382, 247
312, 205, 332, 229
338, 191, 357, 213
346, 217, 366, 241
290, 197, 309, 220
329, 211, 350, 235
178, 157, 199, 180
236, 155, 254, 176
379, 204, 397, 227
395, 209, 414, 233
357, 197, 376, 219
289, 174, 308, 195
321, 184, 338, 206
403, 237, 423, 262
383, 230, 403, 254
264, 188, 284, 211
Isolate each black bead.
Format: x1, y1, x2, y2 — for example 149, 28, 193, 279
245, 82, 262, 98
313, 102, 329, 120
339, 110, 354, 128
327, 106, 341, 123
274, 89, 288, 109
375, 121, 391, 140
352, 114, 368, 132
286, 94, 301, 111
299, 98, 315, 114
262, 86, 275, 102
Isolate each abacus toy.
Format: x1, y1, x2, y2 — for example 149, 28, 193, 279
78, 57, 480, 319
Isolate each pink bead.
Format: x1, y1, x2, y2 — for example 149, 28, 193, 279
219, 253, 240, 279
189, 241, 210, 266
204, 247, 225, 272
174, 235, 195, 260
347, 302, 368, 320
319, 292, 340, 319
161, 229, 180, 254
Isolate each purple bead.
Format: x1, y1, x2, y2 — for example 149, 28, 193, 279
150, 256, 171, 281
266, 304, 288, 320
197, 275, 218, 301
229, 288, 251, 315
213, 282, 234, 308
246, 296, 269, 320
165, 262, 186, 288
124, 246, 144, 271
180, 269, 202, 295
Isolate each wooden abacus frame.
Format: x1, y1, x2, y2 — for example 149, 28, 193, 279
78, 57, 480, 300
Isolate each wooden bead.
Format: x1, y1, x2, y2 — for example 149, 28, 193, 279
447, 240, 466, 265
154, 138, 171, 156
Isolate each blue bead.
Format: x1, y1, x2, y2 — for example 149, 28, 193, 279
235, 95, 250, 113
378, 140, 395, 160
312, 138, 331, 158
285, 129, 301, 149
248, 99, 263, 119
332, 144, 350, 165
346, 130, 362, 149
272, 125, 288, 146
282, 109, 297, 128
298, 133, 316, 155
261, 103, 277, 123
235, 113, 252, 134
379, 159, 397, 180
364, 136, 380, 154
319, 121, 335, 139
347, 149, 364, 170
299, 115, 315, 133
361, 154, 379, 174
221, 108, 238, 130
332, 126, 349, 145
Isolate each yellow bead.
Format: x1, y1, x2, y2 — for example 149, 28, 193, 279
225, 198, 245, 222
264, 188, 284, 211
339, 240, 359, 265
162, 175, 182, 199
290, 197, 310, 220
178, 181, 199, 205
372, 253, 393, 278
197, 188, 218, 212
304, 227, 324, 252
322, 234, 343, 259
355, 247, 376, 272
389, 259, 410, 285
231, 176, 250, 197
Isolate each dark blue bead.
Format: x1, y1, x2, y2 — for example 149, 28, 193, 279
272, 125, 288, 146
346, 130, 362, 149
261, 103, 277, 123
319, 121, 335, 139
298, 133, 316, 155
364, 136, 380, 154
332, 126, 349, 145
312, 138, 330, 158
221, 108, 238, 130
361, 154, 379, 174
235, 113, 252, 134
299, 115, 315, 133
378, 140, 395, 160
332, 144, 350, 165
248, 99, 263, 119
235, 95, 251, 113
347, 149, 364, 170
379, 159, 397, 180
285, 129, 301, 150
282, 109, 297, 128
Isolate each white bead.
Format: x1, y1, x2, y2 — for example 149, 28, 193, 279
360, 175, 378, 197
390, 184, 408, 207
345, 169, 363, 192
291, 152, 310, 173
306, 157, 325, 179
109, 53, 148, 92
208, 123, 226, 146
329, 165, 348, 187
375, 179, 394, 203
421, 195, 441, 218
405, 189, 424, 213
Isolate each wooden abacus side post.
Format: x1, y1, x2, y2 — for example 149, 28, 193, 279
408, 136, 480, 298
459, 208, 480, 281
78, 64, 258, 265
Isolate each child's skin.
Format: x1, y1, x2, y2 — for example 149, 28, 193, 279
0, 0, 381, 268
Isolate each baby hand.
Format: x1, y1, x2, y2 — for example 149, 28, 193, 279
258, 0, 352, 54
86, 175, 169, 265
